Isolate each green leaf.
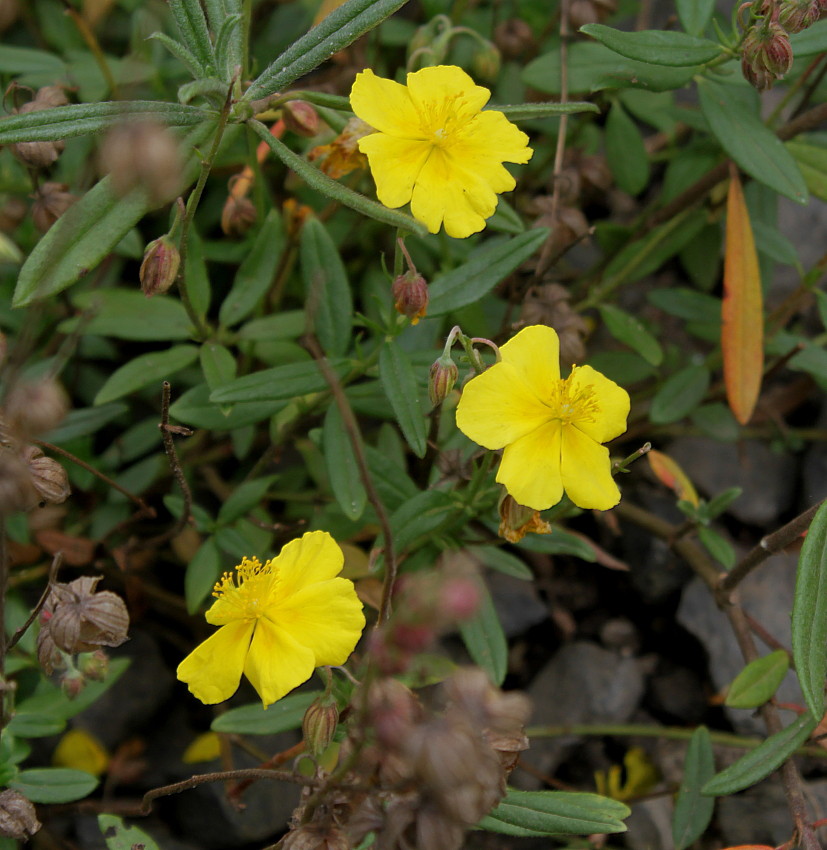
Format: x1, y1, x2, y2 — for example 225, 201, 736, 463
170, 384, 283, 429
786, 140, 827, 202
523, 41, 701, 94
792, 499, 827, 719
94, 345, 199, 405
364, 444, 419, 510
648, 288, 720, 324
237, 311, 305, 341
323, 404, 367, 521
185, 537, 222, 614
6, 712, 65, 738
605, 101, 649, 196
248, 120, 426, 235
470, 546, 533, 580
497, 102, 599, 119
385, 490, 455, 554
211, 691, 320, 734
599, 304, 662, 365
219, 210, 286, 327
0, 101, 214, 144
167, 0, 215, 73
428, 229, 549, 315
580, 24, 723, 66
11, 768, 98, 803
676, 0, 715, 35
705, 486, 743, 518
789, 18, 827, 55
725, 650, 790, 709
649, 365, 710, 424
697, 526, 735, 569
186, 226, 211, 319
300, 217, 353, 357
44, 403, 127, 444
697, 78, 807, 204
517, 527, 597, 561
672, 726, 715, 850
480, 789, 629, 836
98, 814, 161, 850
210, 358, 350, 403
379, 343, 427, 458
60, 290, 193, 340
217, 477, 276, 525
702, 712, 818, 796
200, 343, 236, 394
458, 578, 508, 685
148, 31, 206, 78
244, 0, 409, 101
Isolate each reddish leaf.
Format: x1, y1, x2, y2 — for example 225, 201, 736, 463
34, 530, 95, 567
647, 449, 699, 506
723, 168, 764, 425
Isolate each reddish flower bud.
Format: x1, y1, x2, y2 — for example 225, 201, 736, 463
221, 193, 257, 237
392, 271, 429, 324
140, 236, 180, 297
779, 0, 821, 32
428, 354, 458, 406
741, 20, 794, 89
283, 101, 320, 138
302, 695, 339, 757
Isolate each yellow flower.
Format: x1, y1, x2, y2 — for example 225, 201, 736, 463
177, 531, 365, 708
52, 729, 109, 776
455, 325, 630, 511
349, 65, 533, 238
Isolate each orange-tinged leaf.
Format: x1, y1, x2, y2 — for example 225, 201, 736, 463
723, 168, 764, 425
647, 449, 700, 506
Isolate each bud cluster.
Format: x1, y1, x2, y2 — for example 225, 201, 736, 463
284, 670, 530, 850
8, 85, 68, 170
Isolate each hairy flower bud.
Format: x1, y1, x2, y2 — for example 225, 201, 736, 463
77, 649, 109, 682
302, 695, 339, 757
283, 101, 321, 137
60, 670, 86, 699
140, 236, 180, 297
471, 43, 501, 82
0, 790, 40, 841
45, 576, 129, 655
428, 354, 458, 406
221, 193, 257, 237
392, 271, 429, 324
23, 446, 70, 506
99, 121, 183, 204
741, 20, 794, 89
779, 0, 822, 32
31, 182, 77, 233
5, 377, 69, 437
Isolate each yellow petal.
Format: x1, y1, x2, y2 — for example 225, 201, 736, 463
274, 577, 365, 667
273, 530, 345, 599
176, 620, 253, 705
497, 420, 564, 511
406, 65, 490, 119
243, 618, 316, 707
567, 365, 630, 443
53, 729, 109, 776
457, 109, 533, 165
358, 133, 431, 208
349, 69, 422, 137
456, 361, 552, 450
182, 731, 222, 764
500, 325, 561, 397
560, 425, 620, 510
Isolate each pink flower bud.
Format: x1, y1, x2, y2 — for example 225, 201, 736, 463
283, 101, 320, 138
392, 271, 429, 324
428, 354, 458, 406
140, 236, 180, 297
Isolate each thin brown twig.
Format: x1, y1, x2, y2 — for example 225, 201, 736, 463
303, 334, 397, 624
6, 552, 62, 653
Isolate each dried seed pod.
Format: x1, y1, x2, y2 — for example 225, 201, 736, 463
32, 85, 68, 109
281, 824, 350, 850
4, 377, 69, 437
493, 18, 536, 59
8, 89, 67, 169
46, 576, 129, 654
0, 0, 21, 33
0, 790, 40, 841
221, 192, 257, 237
0, 449, 38, 514
36, 614, 66, 675
23, 446, 70, 505
31, 182, 77, 233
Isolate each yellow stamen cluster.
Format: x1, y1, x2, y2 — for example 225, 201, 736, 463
212, 556, 274, 599
551, 375, 600, 425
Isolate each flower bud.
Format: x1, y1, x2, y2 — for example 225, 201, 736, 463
23, 446, 70, 506
140, 236, 180, 297
60, 670, 86, 699
779, 0, 822, 32
471, 44, 501, 82
0, 0, 21, 33
77, 649, 109, 682
31, 182, 77, 233
302, 695, 339, 757
493, 19, 536, 59
741, 20, 794, 90
0, 790, 40, 841
5, 377, 69, 437
283, 101, 320, 137
428, 354, 458, 406
220, 193, 257, 237
366, 678, 421, 748
392, 271, 429, 324
99, 121, 183, 204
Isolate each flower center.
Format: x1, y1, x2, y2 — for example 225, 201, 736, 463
550, 374, 600, 425
419, 95, 466, 148
212, 556, 279, 620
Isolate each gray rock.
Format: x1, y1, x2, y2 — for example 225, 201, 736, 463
668, 437, 796, 526
625, 797, 674, 850
520, 641, 646, 785
717, 780, 793, 845
487, 569, 547, 638
677, 551, 802, 734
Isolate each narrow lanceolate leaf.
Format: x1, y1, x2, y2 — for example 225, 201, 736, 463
647, 449, 699, 506
480, 790, 630, 836
672, 727, 715, 850
244, 0, 409, 101
167, 0, 216, 73
725, 650, 790, 709
11, 768, 98, 804
249, 120, 426, 235
702, 712, 818, 796
94, 345, 199, 405
301, 217, 353, 357
210, 358, 350, 403
791, 499, 827, 719
496, 102, 599, 119
379, 343, 427, 458
459, 578, 508, 685
580, 24, 723, 66
211, 691, 320, 735
0, 101, 213, 144
323, 404, 367, 521
722, 170, 764, 425
676, 0, 715, 35
698, 78, 807, 203
599, 304, 662, 365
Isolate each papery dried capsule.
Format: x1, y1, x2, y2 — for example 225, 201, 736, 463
31, 182, 77, 233
367, 678, 421, 748
283, 101, 320, 137
221, 193, 257, 237
8, 89, 67, 169
23, 446, 70, 505
392, 271, 429, 324
36, 615, 66, 675
47, 576, 129, 654
33, 85, 68, 109
4, 377, 69, 437
493, 19, 535, 59
281, 824, 350, 850
140, 236, 180, 297
0, 449, 37, 514
0, 790, 40, 840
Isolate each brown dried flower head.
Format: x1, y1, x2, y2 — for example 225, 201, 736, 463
8, 86, 68, 169
0, 0, 21, 33
221, 192, 257, 237
44, 576, 129, 655
0, 790, 40, 841
22, 445, 70, 506
0, 448, 38, 514
493, 18, 536, 59
282, 824, 350, 850
31, 182, 77, 233
36, 619, 65, 675
4, 377, 69, 437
